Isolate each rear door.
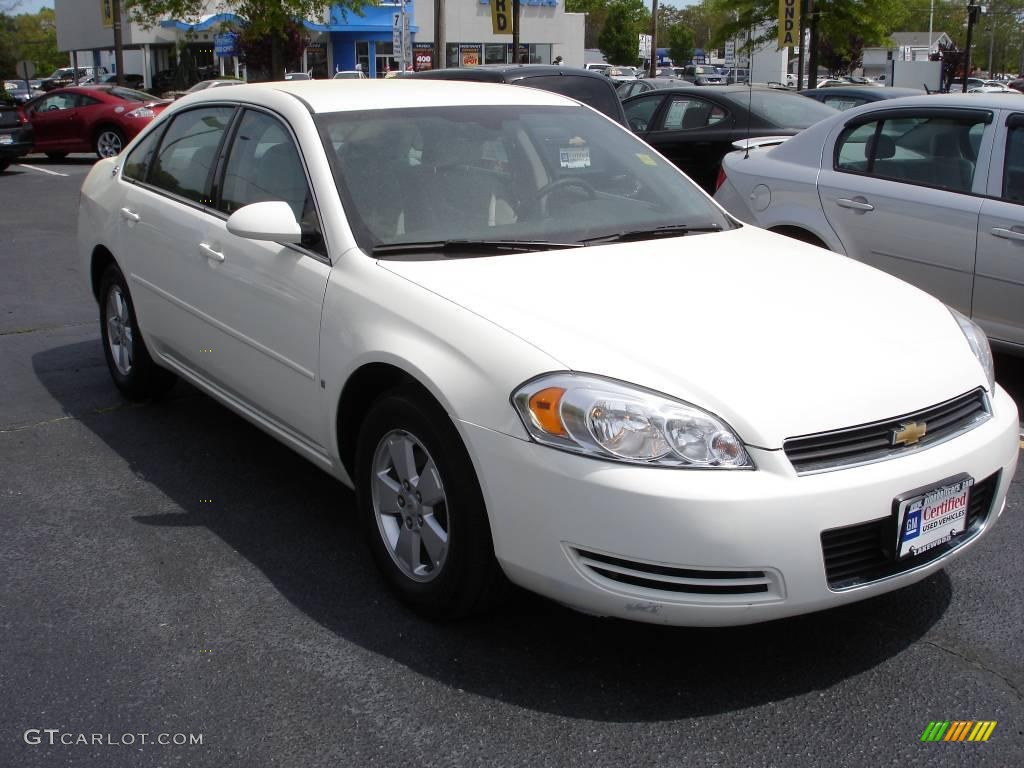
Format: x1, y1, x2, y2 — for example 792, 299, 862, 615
629, 92, 734, 192
816, 108, 994, 315
973, 111, 1024, 346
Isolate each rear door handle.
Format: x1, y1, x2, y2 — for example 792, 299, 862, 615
836, 197, 875, 212
991, 227, 1024, 242
199, 243, 225, 262
119, 207, 140, 222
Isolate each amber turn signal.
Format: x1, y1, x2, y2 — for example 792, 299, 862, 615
528, 387, 567, 436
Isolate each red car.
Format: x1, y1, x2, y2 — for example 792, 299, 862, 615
22, 85, 170, 159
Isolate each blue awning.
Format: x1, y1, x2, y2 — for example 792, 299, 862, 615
160, 12, 246, 32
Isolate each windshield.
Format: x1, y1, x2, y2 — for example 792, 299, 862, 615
316, 105, 732, 255
722, 89, 837, 128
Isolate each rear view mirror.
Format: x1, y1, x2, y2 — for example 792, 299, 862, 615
226, 201, 302, 244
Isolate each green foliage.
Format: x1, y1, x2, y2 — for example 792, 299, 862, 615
665, 23, 694, 65
566, 0, 612, 51
0, 8, 63, 79
597, 0, 649, 66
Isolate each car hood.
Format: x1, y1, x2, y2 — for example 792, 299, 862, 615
377, 227, 987, 448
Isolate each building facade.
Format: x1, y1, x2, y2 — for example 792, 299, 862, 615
53, 1, 584, 87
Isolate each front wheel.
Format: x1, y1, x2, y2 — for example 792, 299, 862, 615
95, 128, 125, 159
355, 388, 504, 619
99, 264, 176, 400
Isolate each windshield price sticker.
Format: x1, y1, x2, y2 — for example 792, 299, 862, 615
559, 147, 591, 169
896, 477, 973, 559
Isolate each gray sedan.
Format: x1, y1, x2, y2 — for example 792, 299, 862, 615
714, 93, 1024, 352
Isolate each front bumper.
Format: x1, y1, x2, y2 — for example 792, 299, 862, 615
462, 387, 1018, 626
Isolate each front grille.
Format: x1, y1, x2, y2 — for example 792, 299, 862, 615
821, 471, 1000, 589
570, 547, 780, 599
784, 389, 989, 474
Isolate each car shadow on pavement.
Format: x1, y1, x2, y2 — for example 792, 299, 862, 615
34, 340, 953, 722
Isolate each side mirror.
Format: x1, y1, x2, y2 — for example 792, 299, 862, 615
226, 201, 302, 243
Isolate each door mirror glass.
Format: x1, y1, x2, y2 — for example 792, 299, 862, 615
226, 201, 303, 243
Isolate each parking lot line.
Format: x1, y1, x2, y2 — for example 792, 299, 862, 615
17, 164, 69, 177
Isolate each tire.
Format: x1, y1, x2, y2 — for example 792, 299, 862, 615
98, 263, 176, 400
45, 152, 68, 160
355, 387, 504, 619
95, 127, 125, 159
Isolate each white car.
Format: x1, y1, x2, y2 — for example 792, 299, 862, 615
714, 93, 1024, 351
78, 81, 1017, 627
332, 70, 367, 80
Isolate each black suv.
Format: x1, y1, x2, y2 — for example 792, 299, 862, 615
409, 65, 628, 127
0, 105, 34, 172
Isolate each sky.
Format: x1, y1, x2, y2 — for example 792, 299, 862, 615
11, 0, 54, 12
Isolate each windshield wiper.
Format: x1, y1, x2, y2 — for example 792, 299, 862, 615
581, 224, 724, 245
372, 239, 584, 257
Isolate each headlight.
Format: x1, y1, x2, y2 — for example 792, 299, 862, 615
126, 107, 155, 118
950, 309, 995, 391
511, 373, 752, 469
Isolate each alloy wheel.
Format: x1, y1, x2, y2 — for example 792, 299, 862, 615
105, 284, 134, 376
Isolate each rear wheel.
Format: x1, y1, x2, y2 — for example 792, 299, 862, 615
99, 263, 176, 400
355, 387, 504, 619
95, 128, 125, 159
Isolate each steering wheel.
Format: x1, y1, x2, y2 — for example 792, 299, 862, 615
520, 177, 597, 218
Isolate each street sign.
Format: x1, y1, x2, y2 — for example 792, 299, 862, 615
16, 60, 35, 81
213, 32, 238, 58
638, 33, 651, 60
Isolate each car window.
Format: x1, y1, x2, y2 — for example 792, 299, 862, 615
835, 115, 987, 193
33, 93, 77, 112
316, 104, 732, 253
219, 109, 325, 255
1004, 120, 1024, 203
149, 106, 234, 204
108, 87, 152, 102
823, 96, 866, 111
623, 95, 661, 132
658, 96, 727, 131
75, 94, 102, 108
722, 90, 836, 128
122, 126, 165, 183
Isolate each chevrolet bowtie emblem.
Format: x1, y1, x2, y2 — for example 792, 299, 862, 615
892, 421, 928, 447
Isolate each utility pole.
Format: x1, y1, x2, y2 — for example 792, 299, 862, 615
112, 0, 125, 85
961, 1, 980, 93
796, 0, 806, 90
512, 0, 521, 63
433, 0, 445, 70
806, 0, 818, 89
987, 1, 996, 76
648, 0, 658, 77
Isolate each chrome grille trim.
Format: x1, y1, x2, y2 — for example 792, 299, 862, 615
784, 388, 990, 475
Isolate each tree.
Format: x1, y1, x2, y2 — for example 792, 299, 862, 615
666, 23, 694, 66
597, 0, 648, 66
818, 32, 864, 76
0, 7, 63, 79
123, 0, 362, 80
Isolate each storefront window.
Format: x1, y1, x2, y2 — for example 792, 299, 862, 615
485, 43, 507, 65
356, 41, 370, 76
530, 44, 551, 64
375, 41, 399, 77
446, 43, 459, 68
460, 44, 482, 67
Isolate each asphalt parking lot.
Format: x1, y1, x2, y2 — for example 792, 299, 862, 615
1, 154, 1022, 768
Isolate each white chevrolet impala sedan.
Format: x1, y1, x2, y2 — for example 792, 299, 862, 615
79, 81, 1018, 626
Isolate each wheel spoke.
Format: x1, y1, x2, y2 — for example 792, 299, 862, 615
117, 343, 129, 373
420, 514, 448, 566
415, 458, 444, 505
388, 435, 418, 483
373, 469, 401, 514
396, 526, 421, 574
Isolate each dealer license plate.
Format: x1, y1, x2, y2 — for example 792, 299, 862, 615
0, 135, 12, 145
896, 477, 973, 559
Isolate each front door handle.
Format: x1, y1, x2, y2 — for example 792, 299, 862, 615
836, 197, 875, 212
119, 207, 140, 223
198, 242, 225, 262
990, 227, 1024, 242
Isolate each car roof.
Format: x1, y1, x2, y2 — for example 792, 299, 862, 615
181, 79, 584, 113
409, 64, 606, 83
804, 86, 925, 99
